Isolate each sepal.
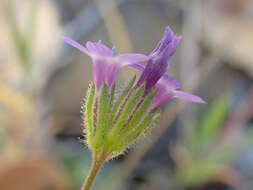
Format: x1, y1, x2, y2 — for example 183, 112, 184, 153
94, 84, 110, 149
82, 83, 95, 148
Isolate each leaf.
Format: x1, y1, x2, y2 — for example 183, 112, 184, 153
179, 162, 227, 187
194, 97, 229, 149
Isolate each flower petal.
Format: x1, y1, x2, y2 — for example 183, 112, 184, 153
137, 26, 181, 91
162, 35, 182, 58
127, 63, 145, 71
172, 90, 207, 104
150, 26, 174, 56
92, 59, 107, 89
150, 75, 180, 108
117, 54, 149, 66
92, 57, 121, 89
86, 41, 114, 57
63, 37, 89, 55
151, 84, 173, 108
137, 58, 170, 90
105, 63, 121, 89
64, 38, 122, 89
158, 74, 181, 90
151, 76, 205, 108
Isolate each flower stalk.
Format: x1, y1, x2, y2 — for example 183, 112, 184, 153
81, 151, 108, 190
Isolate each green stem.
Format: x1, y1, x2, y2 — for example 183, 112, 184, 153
81, 152, 107, 190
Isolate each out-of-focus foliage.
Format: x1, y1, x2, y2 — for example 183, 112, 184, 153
5, 0, 36, 73
173, 97, 253, 187
0, 0, 61, 86
192, 97, 229, 153
0, 1, 71, 189
61, 153, 90, 189
59, 148, 116, 190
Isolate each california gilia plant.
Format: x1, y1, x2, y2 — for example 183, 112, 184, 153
64, 26, 206, 190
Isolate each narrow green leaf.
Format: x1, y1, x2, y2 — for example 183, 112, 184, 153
83, 83, 95, 147
195, 97, 229, 147
94, 84, 110, 149
179, 162, 227, 187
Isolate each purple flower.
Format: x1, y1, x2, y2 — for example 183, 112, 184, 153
130, 63, 206, 108
63, 37, 149, 90
152, 75, 206, 107
137, 26, 182, 91
63, 26, 206, 107
129, 26, 206, 107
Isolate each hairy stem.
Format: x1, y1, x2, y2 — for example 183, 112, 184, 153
81, 151, 107, 190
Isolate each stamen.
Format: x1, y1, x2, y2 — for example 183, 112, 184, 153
112, 46, 116, 54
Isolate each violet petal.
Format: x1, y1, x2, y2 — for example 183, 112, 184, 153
151, 75, 180, 108
173, 90, 207, 104
137, 26, 182, 90
150, 26, 174, 56
117, 54, 149, 65
86, 41, 114, 57
63, 37, 89, 55
159, 74, 181, 90
92, 59, 107, 89
127, 63, 145, 71
137, 58, 170, 90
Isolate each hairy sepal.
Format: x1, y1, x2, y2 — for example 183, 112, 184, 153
93, 84, 110, 150
83, 83, 95, 148
108, 76, 136, 126
107, 83, 146, 143
82, 80, 161, 160
114, 89, 157, 145
113, 109, 160, 152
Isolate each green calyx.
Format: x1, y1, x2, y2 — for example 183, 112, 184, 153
82, 77, 160, 160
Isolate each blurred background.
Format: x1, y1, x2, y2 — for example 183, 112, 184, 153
0, 0, 253, 189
